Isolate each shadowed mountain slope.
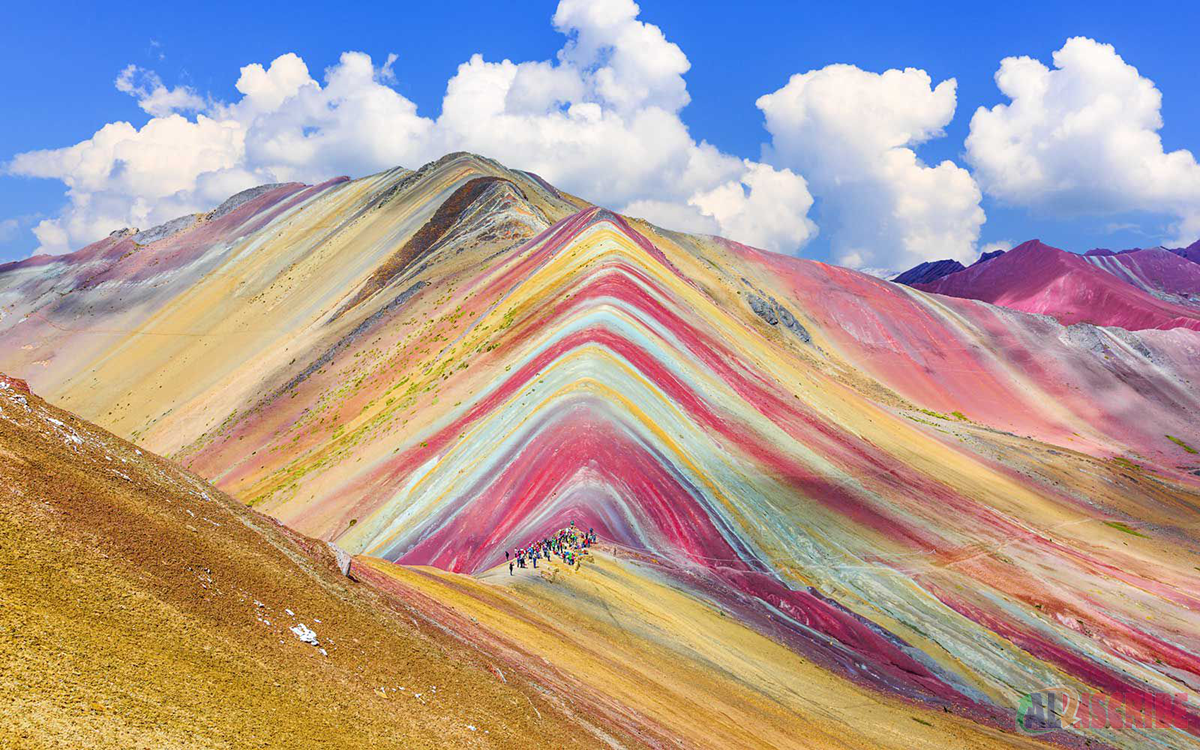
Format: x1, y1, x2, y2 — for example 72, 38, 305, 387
892, 258, 965, 285
1172, 240, 1200, 264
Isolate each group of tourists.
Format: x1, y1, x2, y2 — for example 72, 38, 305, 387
507, 521, 598, 575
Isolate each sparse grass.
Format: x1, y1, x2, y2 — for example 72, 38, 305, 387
915, 408, 970, 423
1166, 435, 1198, 454
917, 408, 950, 420
1111, 457, 1142, 472
1104, 521, 1147, 538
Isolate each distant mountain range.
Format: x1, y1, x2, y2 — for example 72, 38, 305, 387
896, 238, 1200, 331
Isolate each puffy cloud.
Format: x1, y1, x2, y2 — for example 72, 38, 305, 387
429, 2, 794, 243
687, 162, 817, 251
966, 37, 1200, 245
8, 51, 431, 254
8, 0, 815, 257
757, 64, 984, 269
552, 0, 690, 114
29, 220, 68, 256
229, 53, 315, 113
10, 115, 246, 254
115, 65, 206, 117
230, 51, 434, 184
624, 161, 817, 253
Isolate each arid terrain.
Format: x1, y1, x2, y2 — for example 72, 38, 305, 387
3, 153, 1200, 748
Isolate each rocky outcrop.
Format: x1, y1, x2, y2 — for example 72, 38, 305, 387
206, 183, 289, 222
747, 293, 811, 343
0, 373, 30, 394
133, 213, 202, 245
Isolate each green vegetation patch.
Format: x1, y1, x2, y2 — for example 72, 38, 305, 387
1103, 521, 1147, 538
1166, 434, 1198, 454
914, 407, 970, 423
1111, 456, 1142, 472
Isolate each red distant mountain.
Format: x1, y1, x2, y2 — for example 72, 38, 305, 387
913, 239, 1200, 331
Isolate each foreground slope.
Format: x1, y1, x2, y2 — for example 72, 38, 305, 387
357, 553, 1055, 749
3, 153, 1200, 747
0, 374, 1047, 749
0, 373, 630, 749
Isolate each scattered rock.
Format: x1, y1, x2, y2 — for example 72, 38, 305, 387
290, 623, 320, 646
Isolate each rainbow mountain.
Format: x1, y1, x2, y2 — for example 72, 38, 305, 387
3, 152, 1200, 748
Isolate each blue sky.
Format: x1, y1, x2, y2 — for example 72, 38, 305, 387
3, 0, 1198, 267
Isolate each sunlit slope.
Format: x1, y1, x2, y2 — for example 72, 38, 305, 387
3, 152, 1200, 747
0, 375, 630, 748
228, 205, 1200, 745
359, 553, 1052, 750
0, 153, 583, 453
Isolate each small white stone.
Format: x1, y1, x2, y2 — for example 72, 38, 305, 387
290, 623, 319, 646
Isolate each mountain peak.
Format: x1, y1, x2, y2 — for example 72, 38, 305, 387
892, 258, 965, 285
1006, 238, 1065, 256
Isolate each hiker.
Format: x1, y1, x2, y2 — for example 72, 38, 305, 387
494, 523, 600, 575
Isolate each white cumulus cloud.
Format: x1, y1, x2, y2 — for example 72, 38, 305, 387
5, 0, 817, 257
624, 161, 817, 252
687, 161, 817, 251
9, 115, 246, 254
115, 65, 207, 117
966, 37, 1200, 245
756, 64, 984, 270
